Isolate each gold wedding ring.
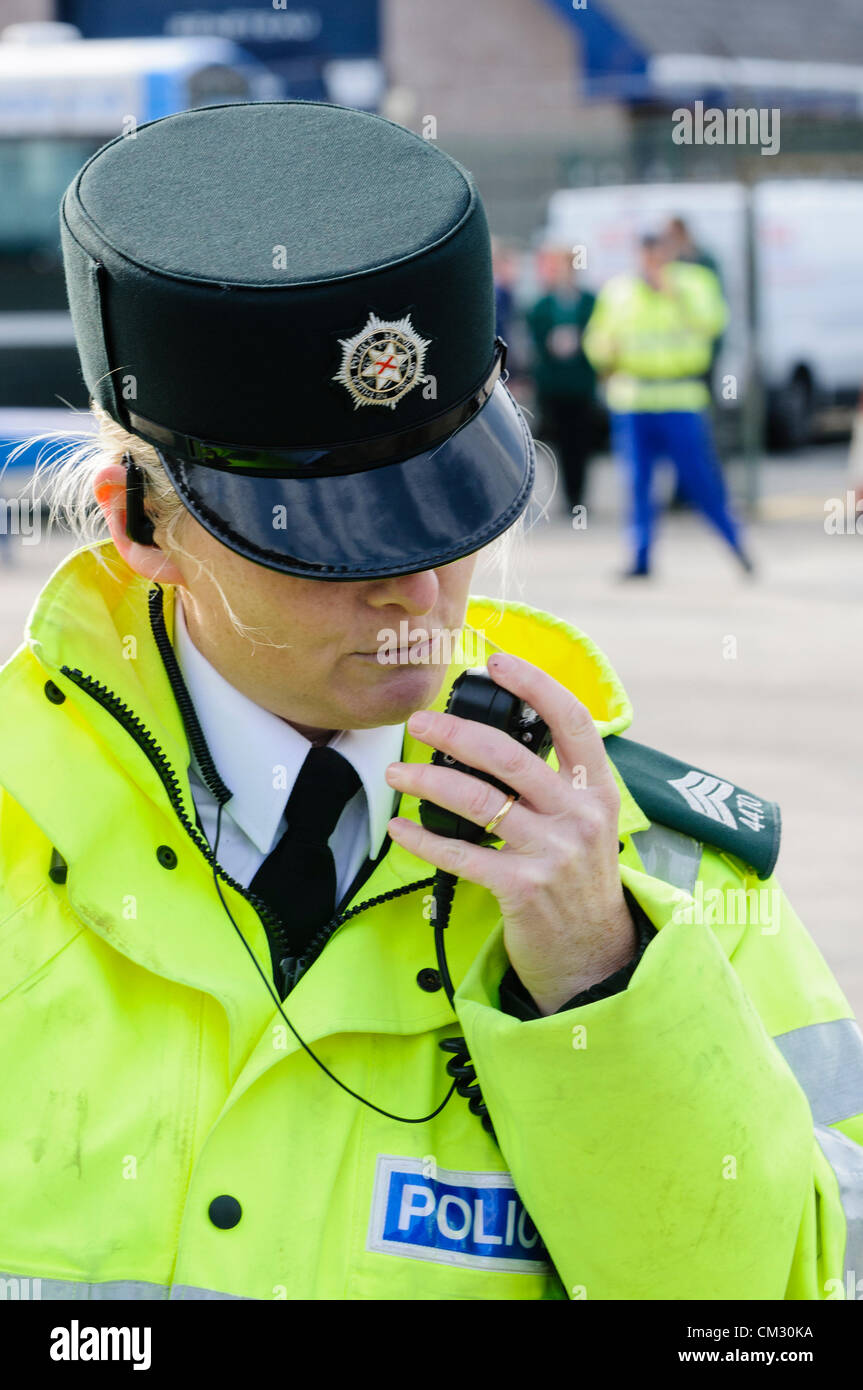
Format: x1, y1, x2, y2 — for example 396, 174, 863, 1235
484, 792, 517, 836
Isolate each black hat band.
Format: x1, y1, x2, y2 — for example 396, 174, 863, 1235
127, 340, 507, 481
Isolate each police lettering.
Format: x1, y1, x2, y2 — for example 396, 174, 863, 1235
398, 1181, 539, 1251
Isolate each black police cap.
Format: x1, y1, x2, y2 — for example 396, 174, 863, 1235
60, 100, 534, 579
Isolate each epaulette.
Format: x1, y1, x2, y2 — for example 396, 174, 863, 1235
604, 734, 781, 880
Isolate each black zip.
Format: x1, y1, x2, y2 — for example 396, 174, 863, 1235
58, 659, 300, 964
279, 874, 434, 994
57, 583, 433, 997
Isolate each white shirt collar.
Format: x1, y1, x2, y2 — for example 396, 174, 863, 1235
172, 597, 405, 858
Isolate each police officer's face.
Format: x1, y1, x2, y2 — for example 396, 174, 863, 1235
175, 537, 481, 738
95, 463, 480, 737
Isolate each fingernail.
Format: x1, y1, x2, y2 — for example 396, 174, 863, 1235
408, 711, 430, 733
489, 653, 512, 670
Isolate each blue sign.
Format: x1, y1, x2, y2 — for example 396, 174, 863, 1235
367, 1155, 550, 1274
58, 0, 380, 103
58, 1, 378, 57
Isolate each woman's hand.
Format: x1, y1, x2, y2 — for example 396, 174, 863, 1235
385, 652, 636, 1015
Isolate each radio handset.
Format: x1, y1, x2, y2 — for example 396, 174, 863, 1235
418, 667, 554, 844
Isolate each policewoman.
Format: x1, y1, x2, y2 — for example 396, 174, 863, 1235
1, 101, 861, 1302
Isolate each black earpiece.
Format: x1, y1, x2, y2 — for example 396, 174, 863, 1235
123, 452, 157, 547
494, 333, 509, 379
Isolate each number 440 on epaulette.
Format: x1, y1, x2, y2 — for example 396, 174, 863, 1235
604, 735, 781, 880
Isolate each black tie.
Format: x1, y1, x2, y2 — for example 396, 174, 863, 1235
249, 745, 362, 959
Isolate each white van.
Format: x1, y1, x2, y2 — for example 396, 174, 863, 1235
541, 179, 863, 447
755, 181, 863, 444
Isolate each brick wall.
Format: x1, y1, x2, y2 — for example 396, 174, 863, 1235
0, 0, 55, 29
382, 0, 586, 137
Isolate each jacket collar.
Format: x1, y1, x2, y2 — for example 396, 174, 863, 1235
0, 540, 650, 1064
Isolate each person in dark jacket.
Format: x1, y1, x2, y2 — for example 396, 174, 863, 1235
526, 246, 600, 514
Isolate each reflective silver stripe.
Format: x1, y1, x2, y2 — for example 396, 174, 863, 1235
775, 1020, 863, 1293
773, 1019, 863, 1126
631, 822, 702, 895
170, 1285, 248, 1301
0, 1274, 247, 1300
815, 1124, 863, 1292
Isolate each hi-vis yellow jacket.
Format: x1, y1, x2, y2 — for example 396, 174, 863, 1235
1, 539, 861, 1302
582, 261, 727, 414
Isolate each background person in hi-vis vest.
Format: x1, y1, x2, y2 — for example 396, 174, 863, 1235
0, 101, 861, 1302
583, 230, 754, 580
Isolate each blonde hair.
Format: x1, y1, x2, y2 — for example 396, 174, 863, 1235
16, 400, 533, 649
22, 399, 276, 645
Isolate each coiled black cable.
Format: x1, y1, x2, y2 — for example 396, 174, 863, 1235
432, 868, 497, 1140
